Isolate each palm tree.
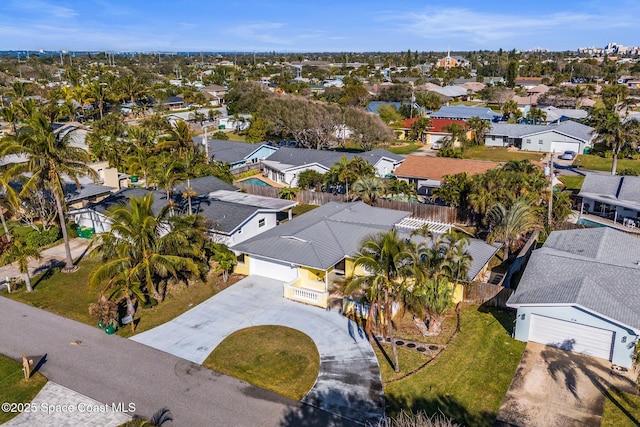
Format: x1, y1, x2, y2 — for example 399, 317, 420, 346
526, 107, 547, 125
91, 269, 145, 332
150, 154, 185, 215
345, 229, 415, 372
279, 187, 299, 201
0, 239, 41, 292
466, 116, 491, 146
162, 120, 195, 156
211, 244, 236, 282
0, 104, 21, 134
487, 198, 540, 260
0, 114, 97, 271
352, 176, 385, 205
90, 194, 202, 302
409, 117, 432, 143
592, 114, 640, 175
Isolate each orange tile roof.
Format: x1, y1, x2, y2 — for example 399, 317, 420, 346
393, 155, 500, 181
429, 118, 468, 133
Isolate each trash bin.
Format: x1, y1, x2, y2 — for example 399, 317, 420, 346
218, 124, 226, 130
105, 324, 116, 335
130, 176, 138, 183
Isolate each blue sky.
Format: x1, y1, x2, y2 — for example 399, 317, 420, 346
0, 0, 638, 52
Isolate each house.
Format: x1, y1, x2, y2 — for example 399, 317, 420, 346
430, 106, 501, 122
540, 106, 589, 123
424, 118, 472, 148
173, 175, 236, 197
578, 174, 640, 228
201, 84, 228, 105
193, 190, 297, 246
393, 156, 500, 196
260, 148, 404, 187
436, 52, 470, 69
485, 120, 595, 153
507, 228, 640, 367
232, 201, 499, 308
164, 95, 185, 110
193, 138, 278, 169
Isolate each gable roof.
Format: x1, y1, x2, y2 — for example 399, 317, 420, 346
429, 118, 468, 133
431, 106, 501, 121
87, 188, 169, 216
232, 202, 411, 270
262, 147, 403, 172
193, 138, 275, 165
393, 155, 500, 181
173, 175, 236, 197
488, 120, 594, 143
208, 189, 297, 211
191, 197, 260, 234
507, 228, 640, 331
578, 174, 640, 211
64, 182, 115, 204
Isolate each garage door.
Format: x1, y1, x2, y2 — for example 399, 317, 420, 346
529, 314, 614, 361
249, 256, 298, 282
551, 141, 580, 154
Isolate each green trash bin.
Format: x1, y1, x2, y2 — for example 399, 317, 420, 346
105, 324, 116, 335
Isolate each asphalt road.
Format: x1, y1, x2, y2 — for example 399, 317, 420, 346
0, 297, 355, 426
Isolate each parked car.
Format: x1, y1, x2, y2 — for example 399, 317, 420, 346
558, 150, 577, 160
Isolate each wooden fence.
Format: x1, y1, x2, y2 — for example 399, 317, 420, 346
231, 163, 261, 176
463, 281, 514, 308
235, 182, 461, 223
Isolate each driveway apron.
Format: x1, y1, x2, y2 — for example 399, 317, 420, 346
132, 275, 385, 425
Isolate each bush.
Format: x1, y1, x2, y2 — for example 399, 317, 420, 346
436, 147, 463, 158
619, 168, 639, 176
24, 226, 61, 248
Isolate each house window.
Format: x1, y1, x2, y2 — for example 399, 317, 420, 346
526, 139, 531, 144
237, 253, 245, 264
258, 218, 266, 228
491, 135, 496, 141
538, 140, 543, 145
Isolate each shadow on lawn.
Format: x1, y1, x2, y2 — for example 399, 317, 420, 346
477, 305, 516, 336
279, 389, 372, 427
386, 394, 494, 427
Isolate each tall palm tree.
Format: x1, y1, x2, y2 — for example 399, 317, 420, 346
352, 176, 385, 205
1, 239, 41, 292
0, 104, 21, 134
150, 155, 185, 215
409, 117, 432, 143
91, 269, 145, 332
345, 229, 415, 372
592, 114, 640, 175
90, 194, 203, 302
466, 116, 491, 146
162, 120, 195, 156
487, 198, 540, 260
0, 114, 97, 271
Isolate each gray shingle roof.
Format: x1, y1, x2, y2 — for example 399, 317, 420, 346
507, 228, 640, 331
579, 174, 640, 211
173, 176, 236, 197
89, 188, 169, 216
208, 190, 297, 211
64, 183, 115, 203
191, 198, 259, 233
488, 120, 595, 143
262, 147, 403, 171
232, 201, 410, 270
192, 139, 273, 164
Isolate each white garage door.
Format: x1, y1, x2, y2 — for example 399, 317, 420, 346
249, 256, 298, 282
551, 141, 580, 154
529, 314, 614, 361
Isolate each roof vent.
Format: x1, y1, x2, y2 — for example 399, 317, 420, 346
281, 235, 308, 243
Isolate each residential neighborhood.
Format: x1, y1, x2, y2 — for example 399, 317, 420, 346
1, 5, 640, 426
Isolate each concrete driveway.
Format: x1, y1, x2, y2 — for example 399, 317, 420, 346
496, 342, 637, 427
131, 275, 384, 425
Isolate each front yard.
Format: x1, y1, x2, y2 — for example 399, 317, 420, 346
575, 154, 640, 175
0, 354, 47, 424
378, 305, 526, 427
461, 146, 543, 163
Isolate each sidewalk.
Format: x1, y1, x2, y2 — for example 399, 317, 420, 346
0, 238, 92, 285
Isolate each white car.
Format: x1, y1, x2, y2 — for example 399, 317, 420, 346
558, 151, 577, 160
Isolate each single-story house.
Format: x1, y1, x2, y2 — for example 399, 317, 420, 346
540, 106, 589, 123
578, 174, 640, 228
485, 120, 595, 153
507, 228, 640, 367
172, 175, 236, 197
164, 96, 185, 110
261, 148, 404, 187
424, 118, 472, 148
232, 201, 499, 308
430, 105, 501, 122
393, 156, 500, 196
192, 138, 278, 169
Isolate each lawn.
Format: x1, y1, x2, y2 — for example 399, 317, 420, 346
559, 175, 585, 191
384, 142, 423, 155
575, 154, 640, 175
203, 325, 319, 400
602, 389, 640, 427
2, 258, 231, 338
461, 146, 544, 163
380, 305, 526, 427
0, 354, 47, 424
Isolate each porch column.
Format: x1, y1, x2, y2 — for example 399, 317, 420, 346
325, 271, 329, 292
614, 209, 618, 224
288, 208, 292, 221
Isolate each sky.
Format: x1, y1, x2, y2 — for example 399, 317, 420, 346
0, 0, 639, 53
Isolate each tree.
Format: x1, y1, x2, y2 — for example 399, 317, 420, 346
352, 176, 385, 205
415, 92, 444, 112
325, 155, 375, 199
0, 114, 97, 271
90, 194, 203, 302
1, 239, 41, 292
501, 99, 521, 122
345, 229, 415, 372
506, 60, 519, 88
409, 117, 432, 143
592, 113, 640, 175
297, 169, 324, 190
377, 104, 403, 126
279, 187, 299, 200
487, 198, 540, 260
150, 154, 185, 215
466, 116, 491, 146
211, 244, 236, 282
526, 107, 547, 124
162, 120, 195, 155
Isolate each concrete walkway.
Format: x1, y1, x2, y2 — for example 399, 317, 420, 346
4, 382, 131, 426
0, 238, 91, 285
0, 296, 352, 426
131, 275, 385, 425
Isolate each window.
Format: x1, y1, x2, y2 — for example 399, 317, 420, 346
526, 139, 531, 144
258, 218, 266, 228
538, 140, 543, 145
491, 135, 496, 141
237, 253, 245, 264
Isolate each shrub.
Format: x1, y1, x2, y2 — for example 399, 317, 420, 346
24, 226, 61, 248
141, 297, 158, 309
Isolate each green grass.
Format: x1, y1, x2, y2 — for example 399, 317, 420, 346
384, 142, 423, 155
0, 354, 47, 423
602, 389, 640, 427
291, 204, 318, 217
2, 258, 225, 337
559, 175, 585, 191
203, 326, 319, 400
225, 132, 247, 142
575, 154, 640, 174
461, 146, 543, 163
381, 305, 526, 427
